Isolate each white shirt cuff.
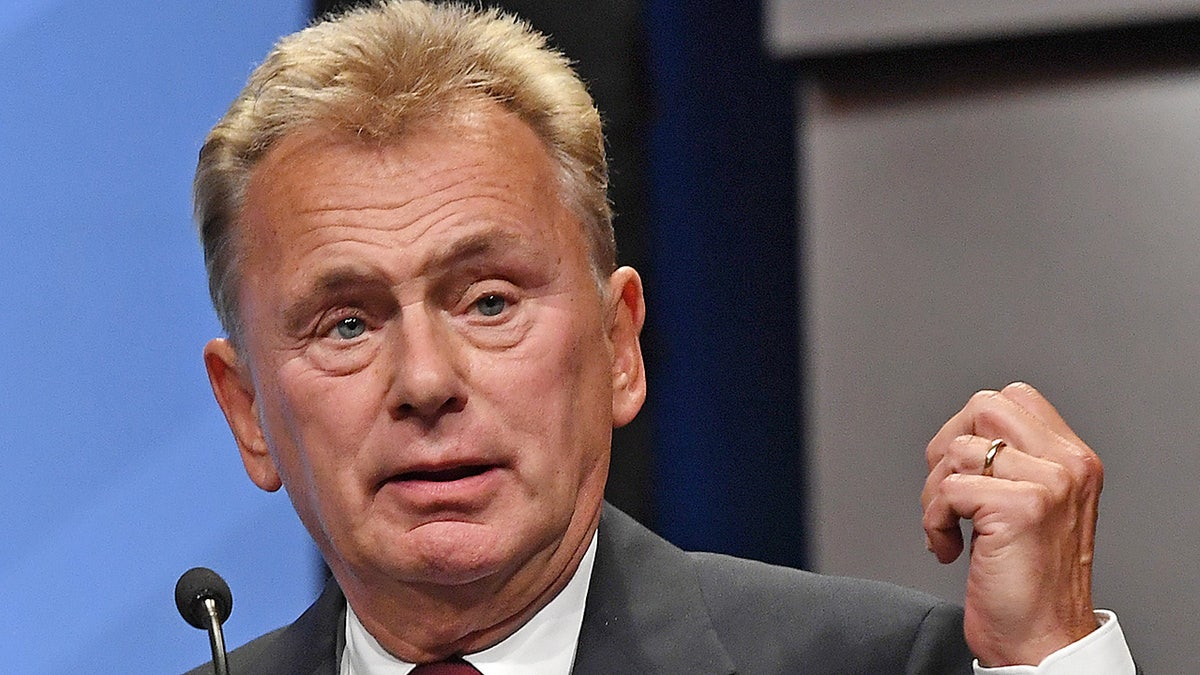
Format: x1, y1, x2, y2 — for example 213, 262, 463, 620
973, 610, 1135, 675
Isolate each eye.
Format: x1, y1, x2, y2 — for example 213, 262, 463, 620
332, 316, 367, 340
474, 294, 507, 317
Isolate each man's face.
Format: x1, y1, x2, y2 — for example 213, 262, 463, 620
203, 106, 645, 607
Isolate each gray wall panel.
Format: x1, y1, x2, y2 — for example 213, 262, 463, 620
767, 0, 1200, 55
803, 72, 1200, 672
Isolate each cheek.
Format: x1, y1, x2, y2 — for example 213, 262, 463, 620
492, 307, 608, 404
262, 363, 384, 486
486, 314, 613, 476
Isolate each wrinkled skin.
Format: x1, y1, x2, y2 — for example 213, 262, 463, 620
203, 104, 647, 661
923, 382, 1103, 666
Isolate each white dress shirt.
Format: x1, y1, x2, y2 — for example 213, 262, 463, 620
341, 528, 1133, 674
975, 610, 1135, 674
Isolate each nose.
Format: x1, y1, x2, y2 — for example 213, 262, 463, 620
388, 303, 466, 421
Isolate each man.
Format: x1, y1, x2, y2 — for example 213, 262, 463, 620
188, 2, 1134, 672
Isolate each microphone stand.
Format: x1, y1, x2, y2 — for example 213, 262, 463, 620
201, 597, 230, 675
176, 566, 233, 675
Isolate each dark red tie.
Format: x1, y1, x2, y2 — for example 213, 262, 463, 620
409, 657, 482, 674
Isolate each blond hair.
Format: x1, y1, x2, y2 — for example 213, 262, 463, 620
194, 0, 612, 344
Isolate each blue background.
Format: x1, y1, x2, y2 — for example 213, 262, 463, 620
0, 1, 806, 671
0, 2, 320, 672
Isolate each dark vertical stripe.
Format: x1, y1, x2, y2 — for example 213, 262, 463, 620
645, 0, 805, 568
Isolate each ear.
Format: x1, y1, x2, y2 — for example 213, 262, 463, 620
203, 338, 283, 492
606, 266, 647, 428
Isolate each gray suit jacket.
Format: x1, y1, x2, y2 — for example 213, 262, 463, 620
184, 504, 971, 674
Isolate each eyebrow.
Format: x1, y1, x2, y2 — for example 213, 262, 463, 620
280, 266, 389, 336
278, 227, 551, 335
417, 228, 546, 276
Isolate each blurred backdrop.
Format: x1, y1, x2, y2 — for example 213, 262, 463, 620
3, 1, 1199, 672
0, 2, 314, 673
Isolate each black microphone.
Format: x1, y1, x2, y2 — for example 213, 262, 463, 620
175, 566, 233, 675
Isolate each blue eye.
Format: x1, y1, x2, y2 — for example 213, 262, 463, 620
333, 316, 367, 339
475, 294, 506, 317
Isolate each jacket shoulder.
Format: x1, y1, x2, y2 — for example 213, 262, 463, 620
586, 504, 972, 674
688, 550, 973, 673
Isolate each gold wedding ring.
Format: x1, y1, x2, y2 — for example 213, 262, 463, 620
982, 438, 1006, 477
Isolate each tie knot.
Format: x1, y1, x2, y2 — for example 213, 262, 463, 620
409, 657, 482, 674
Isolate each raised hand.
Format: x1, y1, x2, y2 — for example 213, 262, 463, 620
922, 382, 1103, 666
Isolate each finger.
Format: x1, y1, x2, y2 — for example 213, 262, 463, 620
923, 470, 992, 564
926, 389, 998, 470
997, 382, 1079, 444
921, 437, 1063, 509
927, 388, 1060, 468
926, 472, 1057, 541
922, 481, 965, 564
923, 435, 991, 510
998, 383, 1104, 491
923, 473, 1044, 563
921, 440, 1068, 561
924, 516, 964, 564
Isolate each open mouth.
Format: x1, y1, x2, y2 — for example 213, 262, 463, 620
393, 464, 495, 483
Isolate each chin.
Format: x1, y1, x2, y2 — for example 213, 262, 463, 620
394, 520, 519, 586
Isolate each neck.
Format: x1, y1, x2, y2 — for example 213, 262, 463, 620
338, 512, 600, 662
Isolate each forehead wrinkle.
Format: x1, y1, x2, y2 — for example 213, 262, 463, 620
287, 166, 537, 237
416, 226, 551, 278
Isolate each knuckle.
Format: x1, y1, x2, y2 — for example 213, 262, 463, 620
919, 478, 935, 508
1013, 485, 1054, 524
973, 406, 1005, 436
968, 389, 999, 409
1077, 448, 1104, 478
927, 433, 967, 468
944, 435, 977, 472
1060, 443, 1104, 483
924, 439, 939, 465
1044, 463, 1072, 500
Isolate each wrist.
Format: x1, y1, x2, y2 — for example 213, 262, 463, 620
976, 610, 1099, 667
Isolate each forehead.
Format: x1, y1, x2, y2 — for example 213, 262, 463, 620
237, 105, 585, 262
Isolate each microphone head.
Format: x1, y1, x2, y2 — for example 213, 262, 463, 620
175, 566, 233, 629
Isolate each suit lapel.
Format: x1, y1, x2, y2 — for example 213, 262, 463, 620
259, 575, 345, 675
572, 505, 736, 674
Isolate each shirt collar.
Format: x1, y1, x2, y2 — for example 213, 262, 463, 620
342, 530, 598, 675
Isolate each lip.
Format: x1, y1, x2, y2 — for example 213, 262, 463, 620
375, 461, 505, 507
